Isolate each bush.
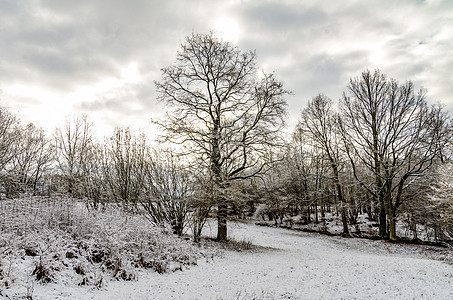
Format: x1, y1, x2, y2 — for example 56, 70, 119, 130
32, 258, 53, 283
0, 195, 219, 297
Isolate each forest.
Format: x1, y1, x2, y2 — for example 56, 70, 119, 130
1, 32, 453, 299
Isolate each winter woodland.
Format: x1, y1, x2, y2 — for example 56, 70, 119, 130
1, 33, 453, 299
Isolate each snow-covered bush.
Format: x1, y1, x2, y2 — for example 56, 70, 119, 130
0, 195, 217, 298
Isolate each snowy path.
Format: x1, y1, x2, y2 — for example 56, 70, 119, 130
34, 222, 453, 299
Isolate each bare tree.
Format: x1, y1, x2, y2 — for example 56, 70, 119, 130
54, 115, 94, 196
340, 69, 449, 240
298, 94, 349, 234
155, 32, 289, 240
101, 128, 195, 235
430, 162, 453, 240
285, 133, 314, 223
12, 123, 53, 192
80, 142, 108, 209
0, 106, 19, 173
0, 106, 20, 197
143, 149, 192, 235
104, 127, 147, 205
190, 178, 214, 242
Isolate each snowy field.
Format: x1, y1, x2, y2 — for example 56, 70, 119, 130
12, 221, 453, 300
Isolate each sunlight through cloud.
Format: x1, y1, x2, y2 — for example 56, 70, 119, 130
215, 17, 240, 43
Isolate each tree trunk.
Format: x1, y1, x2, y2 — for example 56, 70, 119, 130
217, 202, 228, 240
341, 206, 349, 235
315, 200, 319, 224
378, 196, 387, 238
211, 122, 228, 241
388, 201, 397, 241
332, 163, 349, 235
320, 198, 325, 219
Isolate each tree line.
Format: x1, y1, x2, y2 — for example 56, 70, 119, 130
283, 72, 450, 241
1, 32, 452, 242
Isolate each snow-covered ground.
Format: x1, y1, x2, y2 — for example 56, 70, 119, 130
14, 221, 453, 300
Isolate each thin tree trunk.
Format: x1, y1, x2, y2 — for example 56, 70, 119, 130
341, 207, 349, 235
315, 200, 319, 224
332, 162, 349, 235
388, 200, 396, 241
378, 199, 387, 238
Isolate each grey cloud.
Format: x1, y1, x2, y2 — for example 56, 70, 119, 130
1, 0, 452, 137
75, 74, 162, 124
0, 0, 208, 91
239, 1, 325, 31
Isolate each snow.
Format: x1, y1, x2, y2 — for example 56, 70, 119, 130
7, 221, 452, 300
0, 196, 215, 299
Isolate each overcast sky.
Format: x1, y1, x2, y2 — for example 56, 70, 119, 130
1, 0, 452, 138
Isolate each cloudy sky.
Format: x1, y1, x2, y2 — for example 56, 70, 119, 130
1, 0, 452, 138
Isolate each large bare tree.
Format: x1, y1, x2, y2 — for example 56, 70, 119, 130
155, 32, 289, 240
340, 69, 449, 240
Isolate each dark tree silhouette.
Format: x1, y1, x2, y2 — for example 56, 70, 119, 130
155, 32, 289, 240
